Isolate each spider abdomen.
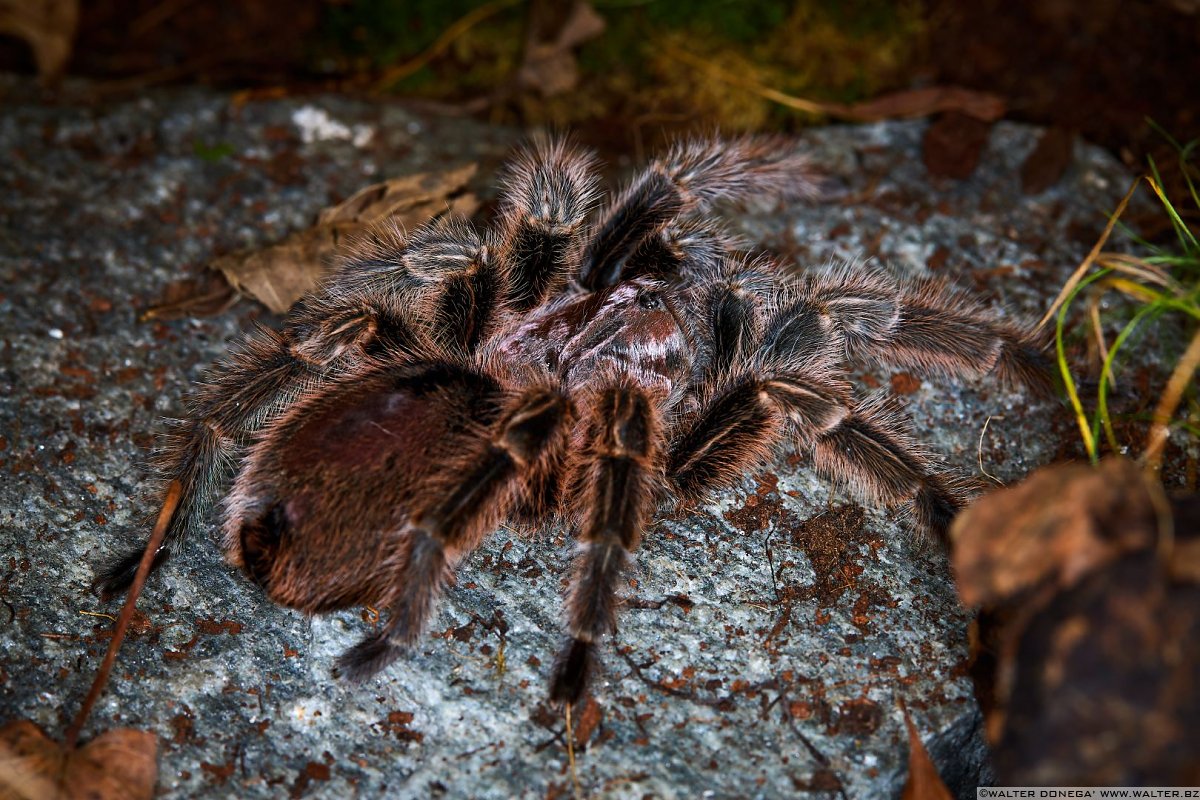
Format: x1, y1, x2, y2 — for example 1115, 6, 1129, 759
223, 365, 503, 612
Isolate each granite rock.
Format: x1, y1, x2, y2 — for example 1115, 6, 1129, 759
0, 78, 1134, 798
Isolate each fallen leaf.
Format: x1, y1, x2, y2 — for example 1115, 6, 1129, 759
838, 86, 1005, 123
951, 458, 1157, 606
1020, 127, 1074, 194
951, 463, 1200, 785
518, 1, 606, 97
0, 0, 78, 85
212, 163, 479, 313
571, 696, 603, 748
900, 710, 953, 800
0, 721, 156, 800
141, 274, 237, 322
923, 112, 993, 180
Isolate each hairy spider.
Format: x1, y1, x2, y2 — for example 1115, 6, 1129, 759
95, 135, 1050, 705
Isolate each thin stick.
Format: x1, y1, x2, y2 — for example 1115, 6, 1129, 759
65, 480, 181, 749
375, 0, 525, 92
1143, 328, 1200, 473
564, 702, 583, 800
1037, 176, 1141, 330
977, 416, 1003, 485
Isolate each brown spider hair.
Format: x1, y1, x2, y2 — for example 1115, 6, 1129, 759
96, 134, 1050, 705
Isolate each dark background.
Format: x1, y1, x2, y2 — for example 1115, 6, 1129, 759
4, 0, 1198, 172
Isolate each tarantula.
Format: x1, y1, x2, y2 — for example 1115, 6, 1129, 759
96, 135, 1049, 704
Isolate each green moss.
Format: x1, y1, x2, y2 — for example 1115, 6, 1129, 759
309, 0, 926, 130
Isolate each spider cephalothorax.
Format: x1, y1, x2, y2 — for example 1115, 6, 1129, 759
96, 135, 1050, 704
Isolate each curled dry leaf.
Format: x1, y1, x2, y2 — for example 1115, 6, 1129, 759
899, 709, 953, 800
213, 163, 479, 314
141, 272, 238, 322
922, 112, 993, 180
840, 86, 1005, 124
1020, 127, 1075, 195
0, 0, 78, 85
0, 722, 156, 800
951, 459, 1200, 785
950, 457, 1157, 606
0, 483, 178, 800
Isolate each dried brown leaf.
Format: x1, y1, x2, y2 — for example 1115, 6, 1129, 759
518, 1, 606, 97
923, 112, 992, 180
842, 86, 1005, 123
900, 710, 953, 800
214, 163, 479, 314
950, 458, 1157, 606
141, 274, 237, 322
571, 696, 603, 748
1020, 127, 1075, 194
0, 0, 78, 84
0, 721, 157, 800
0, 485, 175, 800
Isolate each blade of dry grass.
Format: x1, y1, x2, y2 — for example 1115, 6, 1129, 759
1144, 328, 1200, 473
1038, 176, 1142, 330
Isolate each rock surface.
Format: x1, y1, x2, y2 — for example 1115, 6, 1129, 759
0, 77, 1133, 798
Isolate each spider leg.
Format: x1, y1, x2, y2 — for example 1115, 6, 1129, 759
796, 267, 1053, 394
809, 392, 973, 539
670, 374, 969, 543
337, 382, 574, 681
491, 136, 600, 312
618, 217, 747, 283
337, 217, 509, 356
672, 285, 970, 542
580, 135, 820, 290
93, 326, 339, 596
550, 380, 661, 705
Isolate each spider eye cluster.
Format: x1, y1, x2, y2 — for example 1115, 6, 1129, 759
636, 290, 663, 310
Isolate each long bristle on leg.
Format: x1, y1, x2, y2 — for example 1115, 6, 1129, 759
94, 326, 323, 597
802, 269, 1054, 395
